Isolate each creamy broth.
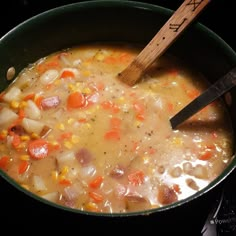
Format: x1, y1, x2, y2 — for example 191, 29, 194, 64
0, 43, 233, 213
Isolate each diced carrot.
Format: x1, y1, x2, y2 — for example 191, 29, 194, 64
34, 95, 44, 109
199, 150, 212, 160
148, 147, 156, 155
59, 132, 72, 140
78, 118, 87, 123
60, 70, 75, 79
136, 113, 145, 121
103, 56, 117, 64
186, 89, 200, 99
104, 129, 120, 141
173, 184, 181, 194
89, 191, 103, 203
18, 160, 29, 174
0, 156, 10, 170
36, 56, 60, 73
118, 53, 133, 64
110, 117, 121, 129
67, 92, 86, 109
28, 139, 49, 160
59, 178, 72, 186
128, 170, 145, 186
96, 82, 105, 91
89, 175, 103, 189
0, 92, 6, 101
100, 101, 120, 114
23, 93, 35, 101
11, 134, 21, 149
18, 109, 25, 119
167, 102, 174, 112
101, 101, 113, 110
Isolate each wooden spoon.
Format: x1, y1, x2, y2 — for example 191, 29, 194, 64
117, 0, 210, 86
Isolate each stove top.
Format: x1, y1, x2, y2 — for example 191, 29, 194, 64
0, 1, 236, 235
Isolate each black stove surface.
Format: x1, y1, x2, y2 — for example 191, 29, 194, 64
0, 1, 236, 235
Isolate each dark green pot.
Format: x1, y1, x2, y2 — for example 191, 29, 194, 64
0, 0, 236, 232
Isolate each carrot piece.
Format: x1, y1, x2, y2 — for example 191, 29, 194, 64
18, 109, 25, 119
101, 101, 113, 110
173, 184, 181, 194
136, 113, 145, 121
34, 95, 44, 109
89, 175, 103, 189
67, 92, 86, 109
0, 156, 10, 170
89, 191, 103, 203
18, 160, 29, 174
59, 132, 72, 140
11, 134, 21, 149
0, 92, 6, 101
110, 117, 121, 129
59, 178, 72, 186
128, 170, 145, 186
186, 89, 200, 99
104, 129, 120, 141
60, 70, 75, 79
28, 139, 49, 160
199, 150, 212, 160
23, 93, 35, 101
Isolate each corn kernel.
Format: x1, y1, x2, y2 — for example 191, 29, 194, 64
94, 53, 105, 61
82, 87, 92, 94
59, 175, 65, 181
51, 170, 58, 181
82, 70, 91, 77
67, 118, 75, 125
142, 156, 149, 164
1, 129, 7, 137
68, 84, 76, 92
19, 101, 27, 108
172, 137, 183, 145
84, 202, 99, 212
71, 135, 80, 144
57, 123, 65, 131
116, 97, 125, 104
21, 184, 29, 190
31, 133, 39, 139
64, 141, 73, 149
10, 100, 20, 109
61, 166, 69, 176
54, 79, 61, 86
20, 135, 30, 141
20, 155, 30, 161
134, 120, 142, 127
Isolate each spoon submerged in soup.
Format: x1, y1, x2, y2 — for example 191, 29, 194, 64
170, 66, 236, 129
117, 0, 210, 86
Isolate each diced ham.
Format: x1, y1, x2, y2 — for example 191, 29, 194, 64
41, 96, 61, 109
75, 148, 93, 166
109, 164, 125, 178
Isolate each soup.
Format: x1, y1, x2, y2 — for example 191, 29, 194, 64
0, 43, 233, 213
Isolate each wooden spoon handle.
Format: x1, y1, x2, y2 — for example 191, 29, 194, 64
118, 0, 210, 86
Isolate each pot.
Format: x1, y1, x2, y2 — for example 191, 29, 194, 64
0, 0, 236, 233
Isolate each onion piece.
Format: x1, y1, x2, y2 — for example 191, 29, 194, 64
21, 118, 45, 135
3, 86, 21, 102
0, 107, 18, 126
24, 100, 41, 119
32, 175, 47, 192
39, 69, 59, 85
